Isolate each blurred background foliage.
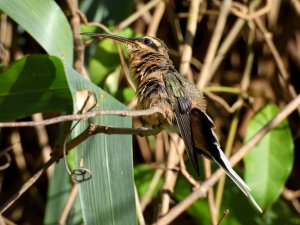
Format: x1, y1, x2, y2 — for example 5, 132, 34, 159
0, 0, 300, 224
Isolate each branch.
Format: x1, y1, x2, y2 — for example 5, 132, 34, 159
197, 0, 232, 89
0, 123, 161, 213
179, 0, 203, 81
0, 107, 164, 127
117, 0, 161, 30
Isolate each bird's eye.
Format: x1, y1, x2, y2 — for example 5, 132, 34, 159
143, 38, 153, 46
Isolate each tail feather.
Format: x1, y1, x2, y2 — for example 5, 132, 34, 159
213, 145, 263, 213
190, 108, 263, 213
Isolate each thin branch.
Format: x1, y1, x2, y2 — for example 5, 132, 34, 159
66, 0, 86, 77
230, 0, 272, 20
91, 124, 161, 136
134, 118, 153, 162
254, 17, 300, 115
282, 188, 300, 215
116, 43, 136, 91
58, 184, 78, 225
205, 18, 245, 80
204, 86, 241, 94
146, 1, 166, 36
0, 157, 56, 213
135, 185, 146, 225
77, 11, 111, 34
215, 26, 254, 213
179, 0, 203, 81
54, 124, 161, 161
204, 158, 217, 225
160, 135, 183, 216
217, 209, 230, 225
32, 113, 53, 178
0, 123, 160, 213
205, 92, 238, 113
153, 94, 300, 225
0, 107, 164, 127
197, 0, 232, 89
197, 0, 262, 87
178, 151, 200, 189
117, 0, 161, 30
140, 168, 164, 211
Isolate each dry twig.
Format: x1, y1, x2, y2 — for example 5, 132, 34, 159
0, 107, 164, 127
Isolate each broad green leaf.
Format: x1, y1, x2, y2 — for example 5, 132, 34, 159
0, 0, 73, 64
0, 54, 136, 223
244, 103, 294, 210
0, 55, 72, 121
65, 66, 136, 225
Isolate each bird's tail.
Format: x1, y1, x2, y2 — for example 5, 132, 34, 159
213, 146, 263, 213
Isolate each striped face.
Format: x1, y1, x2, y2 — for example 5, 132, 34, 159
79, 33, 169, 58
129, 36, 169, 56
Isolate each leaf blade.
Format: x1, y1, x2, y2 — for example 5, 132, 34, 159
65, 66, 137, 225
0, 0, 73, 64
0, 55, 72, 121
244, 103, 294, 210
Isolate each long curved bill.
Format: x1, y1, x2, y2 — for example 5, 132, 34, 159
80, 32, 136, 45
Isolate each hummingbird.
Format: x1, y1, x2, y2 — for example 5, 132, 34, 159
81, 32, 262, 213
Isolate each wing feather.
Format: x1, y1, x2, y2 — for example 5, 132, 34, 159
174, 97, 199, 174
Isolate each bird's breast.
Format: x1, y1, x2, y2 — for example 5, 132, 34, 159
136, 73, 176, 127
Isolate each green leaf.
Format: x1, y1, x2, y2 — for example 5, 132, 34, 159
65, 66, 137, 225
116, 87, 135, 103
134, 164, 163, 198
244, 103, 294, 210
0, 0, 73, 64
0, 55, 72, 121
88, 28, 136, 86
0, 55, 136, 224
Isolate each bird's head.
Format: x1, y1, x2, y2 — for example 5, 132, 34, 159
81, 33, 169, 58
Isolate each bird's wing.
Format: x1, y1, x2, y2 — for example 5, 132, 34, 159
174, 97, 199, 174
190, 108, 262, 213
165, 72, 199, 174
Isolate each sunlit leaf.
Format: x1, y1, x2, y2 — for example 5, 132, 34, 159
0, 55, 72, 121
0, 0, 73, 65
88, 28, 136, 86
244, 103, 294, 210
65, 66, 137, 225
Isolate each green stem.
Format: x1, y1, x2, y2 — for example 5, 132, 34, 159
204, 86, 241, 94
